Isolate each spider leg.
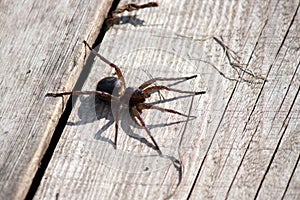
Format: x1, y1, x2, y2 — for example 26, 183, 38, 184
46, 91, 118, 102
47, 90, 122, 149
139, 75, 197, 89
143, 85, 206, 96
137, 103, 190, 117
131, 106, 162, 154
83, 41, 126, 88
114, 105, 121, 149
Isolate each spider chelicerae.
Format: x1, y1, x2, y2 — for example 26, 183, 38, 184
46, 41, 206, 154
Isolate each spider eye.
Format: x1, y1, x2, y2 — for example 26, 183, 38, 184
136, 90, 148, 98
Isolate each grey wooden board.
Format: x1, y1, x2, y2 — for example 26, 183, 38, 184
35, 0, 300, 199
0, 0, 113, 199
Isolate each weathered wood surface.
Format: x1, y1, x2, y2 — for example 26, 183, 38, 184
1, 0, 299, 199
35, 0, 300, 199
0, 0, 113, 199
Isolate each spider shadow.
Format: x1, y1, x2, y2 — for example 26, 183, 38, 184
66, 93, 195, 151
66, 91, 195, 191
113, 15, 146, 26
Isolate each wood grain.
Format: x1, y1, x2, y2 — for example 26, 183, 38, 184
9, 0, 299, 199
0, 0, 113, 199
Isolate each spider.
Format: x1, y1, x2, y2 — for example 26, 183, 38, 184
46, 41, 206, 154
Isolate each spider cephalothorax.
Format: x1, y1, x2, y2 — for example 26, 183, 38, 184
46, 41, 205, 154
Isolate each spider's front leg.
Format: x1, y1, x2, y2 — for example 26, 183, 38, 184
136, 103, 192, 117
139, 75, 198, 89
131, 106, 162, 155
143, 85, 206, 96
139, 75, 206, 96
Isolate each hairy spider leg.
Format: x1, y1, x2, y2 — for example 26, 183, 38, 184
114, 104, 121, 148
46, 41, 206, 154
136, 103, 191, 117
131, 106, 162, 155
139, 75, 197, 89
46, 91, 117, 102
143, 85, 206, 96
83, 41, 126, 91
46, 90, 123, 148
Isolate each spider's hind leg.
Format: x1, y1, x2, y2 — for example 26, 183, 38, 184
83, 41, 126, 90
46, 91, 116, 101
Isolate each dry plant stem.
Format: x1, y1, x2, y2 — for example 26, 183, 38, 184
164, 94, 196, 200
196, 36, 266, 83
114, 2, 159, 14
212, 36, 265, 82
106, 2, 159, 26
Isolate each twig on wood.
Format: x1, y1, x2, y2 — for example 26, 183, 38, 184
195, 36, 266, 83
105, 2, 158, 26
114, 2, 158, 14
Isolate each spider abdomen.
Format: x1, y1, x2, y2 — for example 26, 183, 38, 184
95, 77, 123, 104
96, 77, 119, 95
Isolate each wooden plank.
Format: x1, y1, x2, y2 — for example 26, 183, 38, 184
231, 14, 300, 200
34, 0, 300, 199
0, 0, 113, 199
188, 1, 300, 199
284, 145, 300, 200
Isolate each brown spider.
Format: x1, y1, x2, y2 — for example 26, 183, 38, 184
46, 41, 205, 154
